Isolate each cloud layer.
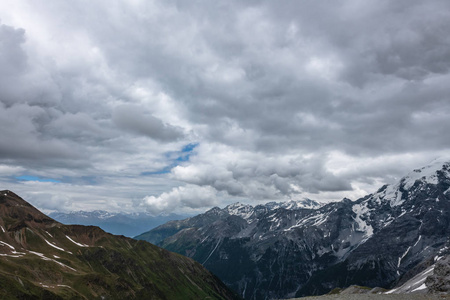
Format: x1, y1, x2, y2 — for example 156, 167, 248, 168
0, 0, 449, 214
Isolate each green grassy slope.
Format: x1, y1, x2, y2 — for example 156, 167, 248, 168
0, 190, 240, 300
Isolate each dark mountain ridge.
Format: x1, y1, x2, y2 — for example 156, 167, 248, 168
137, 159, 450, 299
0, 190, 240, 300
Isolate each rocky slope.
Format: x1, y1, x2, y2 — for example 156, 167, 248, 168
426, 255, 450, 293
137, 159, 450, 300
0, 190, 240, 300
135, 198, 322, 244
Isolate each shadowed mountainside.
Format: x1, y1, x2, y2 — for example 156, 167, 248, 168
137, 160, 450, 299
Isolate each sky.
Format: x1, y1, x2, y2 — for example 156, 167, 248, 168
0, 0, 450, 215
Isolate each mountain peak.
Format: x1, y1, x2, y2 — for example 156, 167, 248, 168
224, 202, 254, 219
370, 159, 450, 207
401, 158, 450, 190
0, 190, 58, 231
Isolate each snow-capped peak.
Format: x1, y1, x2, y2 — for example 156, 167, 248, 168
60, 210, 116, 219
371, 158, 450, 207
401, 158, 450, 190
223, 199, 322, 221
224, 203, 254, 220
282, 199, 322, 210
264, 199, 322, 210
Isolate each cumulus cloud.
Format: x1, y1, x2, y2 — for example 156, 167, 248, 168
171, 144, 352, 200
143, 185, 218, 215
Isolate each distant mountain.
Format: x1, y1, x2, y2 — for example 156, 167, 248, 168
0, 190, 240, 300
137, 159, 450, 299
49, 210, 186, 237
134, 198, 322, 244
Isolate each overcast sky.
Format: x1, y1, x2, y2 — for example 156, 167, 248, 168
1, 0, 449, 215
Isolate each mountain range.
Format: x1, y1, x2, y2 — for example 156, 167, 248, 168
136, 159, 450, 299
49, 210, 186, 238
0, 190, 240, 299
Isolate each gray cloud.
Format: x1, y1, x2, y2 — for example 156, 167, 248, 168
0, 23, 27, 79
171, 146, 352, 201
112, 105, 184, 142
0, 1, 449, 214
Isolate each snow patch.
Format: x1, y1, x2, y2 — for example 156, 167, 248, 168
225, 203, 254, 220
398, 246, 411, 268
411, 283, 427, 292
44, 239, 66, 252
0, 240, 26, 257
66, 235, 89, 247
0, 241, 25, 257
29, 251, 77, 271
402, 160, 447, 190
413, 235, 422, 247
372, 183, 405, 207
1, 226, 5, 233
372, 159, 450, 207
203, 238, 221, 265
57, 284, 73, 289
386, 264, 434, 294
29, 250, 45, 257
0, 240, 15, 250
352, 203, 374, 241
0, 253, 23, 257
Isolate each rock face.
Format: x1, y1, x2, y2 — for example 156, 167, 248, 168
0, 191, 240, 300
426, 256, 450, 293
137, 159, 450, 300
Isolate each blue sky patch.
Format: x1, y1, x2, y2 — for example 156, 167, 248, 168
181, 143, 199, 153
142, 143, 199, 175
16, 175, 61, 183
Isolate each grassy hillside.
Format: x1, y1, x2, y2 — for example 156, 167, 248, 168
0, 190, 240, 300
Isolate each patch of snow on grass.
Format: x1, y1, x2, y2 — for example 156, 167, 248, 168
0, 240, 15, 250
44, 239, 65, 252
57, 284, 73, 289
65, 235, 89, 247
29, 251, 77, 271
0, 253, 22, 257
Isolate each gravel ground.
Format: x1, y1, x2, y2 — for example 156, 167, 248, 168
288, 294, 450, 300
